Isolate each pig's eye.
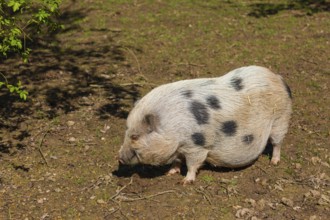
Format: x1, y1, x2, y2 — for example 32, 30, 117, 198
130, 134, 139, 141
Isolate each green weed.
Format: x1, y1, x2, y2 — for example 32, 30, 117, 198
201, 174, 215, 183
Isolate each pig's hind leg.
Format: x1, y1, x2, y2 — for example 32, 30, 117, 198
269, 115, 290, 165
182, 149, 208, 185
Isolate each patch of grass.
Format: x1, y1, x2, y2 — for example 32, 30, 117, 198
219, 207, 231, 215
280, 151, 289, 162
229, 178, 238, 186
119, 17, 131, 24
106, 0, 131, 4
201, 174, 215, 183
284, 167, 294, 176
111, 136, 122, 146
35, 110, 47, 119
66, 207, 78, 217
51, 117, 61, 126
308, 81, 322, 90
75, 177, 87, 185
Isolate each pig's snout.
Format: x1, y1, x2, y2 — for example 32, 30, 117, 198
116, 154, 125, 165
118, 147, 138, 165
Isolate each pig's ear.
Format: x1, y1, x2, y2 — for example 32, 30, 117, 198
143, 113, 160, 133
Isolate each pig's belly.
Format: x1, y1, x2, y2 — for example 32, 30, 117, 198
206, 137, 269, 168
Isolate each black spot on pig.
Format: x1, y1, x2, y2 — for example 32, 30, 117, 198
231, 77, 243, 91
191, 133, 206, 146
282, 79, 292, 99
242, 134, 254, 144
182, 90, 193, 98
206, 95, 221, 110
190, 101, 209, 125
221, 120, 237, 136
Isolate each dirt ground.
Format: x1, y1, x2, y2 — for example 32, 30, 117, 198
0, 0, 329, 219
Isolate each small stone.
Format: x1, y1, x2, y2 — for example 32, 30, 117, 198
245, 198, 256, 207
257, 199, 266, 210
97, 199, 106, 204
293, 206, 301, 211
69, 137, 76, 142
295, 163, 302, 169
90, 196, 96, 200
54, 188, 61, 193
47, 176, 56, 182
40, 213, 49, 220
281, 197, 294, 207
267, 202, 276, 210
37, 198, 44, 204
233, 205, 242, 209
304, 191, 311, 198
235, 208, 254, 218
310, 190, 321, 197
261, 179, 268, 186
318, 194, 330, 206
309, 215, 318, 220
67, 121, 75, 126
311, 157, 321, 165
321, 162, 330, 168
274, 184, 284, 191
50, 155, 58, 160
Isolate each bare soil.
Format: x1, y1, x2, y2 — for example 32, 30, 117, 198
1, 0, 329, 219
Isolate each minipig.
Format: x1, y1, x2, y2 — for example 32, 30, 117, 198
118, 66, 292, 184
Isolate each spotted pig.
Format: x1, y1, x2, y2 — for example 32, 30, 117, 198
118, 66, 292, 184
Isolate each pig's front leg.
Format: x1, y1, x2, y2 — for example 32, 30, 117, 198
182, 149, 208, 185
167, 158, 182, 176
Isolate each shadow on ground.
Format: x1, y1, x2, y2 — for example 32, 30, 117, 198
112, 141, 275, 179
0, 1, 140, 155
249, 0, 330, 17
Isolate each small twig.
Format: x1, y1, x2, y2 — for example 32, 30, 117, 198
119, 209, 130, 220
301, 58, 317, 65
123, 47, 142, 75
119, 82, 157, 87
120, 190, 176, 202
0, 72, 9, 84
255, 165, 268, 174
194, 187, 212, 205
8, 204, 11, 220
104, 207, 120, 218
219, 185, 230, 198
176, 62, 206, 68
119, 82, 145, 87
38, 129, 50, 167
110, 178, 133, 200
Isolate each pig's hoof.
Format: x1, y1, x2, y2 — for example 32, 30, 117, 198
270, 157, 280, 165
166, 167, 181, 176
181, 178, 194, 185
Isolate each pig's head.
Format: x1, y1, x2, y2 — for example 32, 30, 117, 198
118, 111, 178, 166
